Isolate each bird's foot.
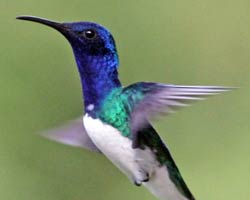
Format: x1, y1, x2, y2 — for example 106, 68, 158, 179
133, 171, 150, 187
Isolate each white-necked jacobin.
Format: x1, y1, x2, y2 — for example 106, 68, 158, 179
17, 15, 233, 200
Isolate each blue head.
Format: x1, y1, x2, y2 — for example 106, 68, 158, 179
17, 16, 121, 115
62, 21, 119, 73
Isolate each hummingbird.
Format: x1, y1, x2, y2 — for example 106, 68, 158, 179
17, 15, 232, 200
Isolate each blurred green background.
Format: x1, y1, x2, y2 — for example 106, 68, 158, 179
0, 0, 249, 200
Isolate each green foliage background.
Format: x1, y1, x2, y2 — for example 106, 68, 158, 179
0, 0, 249, 199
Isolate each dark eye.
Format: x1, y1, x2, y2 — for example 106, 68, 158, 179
83, 29, 96, 39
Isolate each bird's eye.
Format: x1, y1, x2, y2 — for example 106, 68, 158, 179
83, 29, 96, 39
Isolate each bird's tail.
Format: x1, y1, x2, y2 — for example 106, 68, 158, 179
143, 164, 195, 200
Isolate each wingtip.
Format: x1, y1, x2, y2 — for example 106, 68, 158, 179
175, 85, 238, 93
215, 86, 239, 93
225, 86, 240, 90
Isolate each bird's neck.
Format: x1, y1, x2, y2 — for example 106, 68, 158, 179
74, 52, 121, 115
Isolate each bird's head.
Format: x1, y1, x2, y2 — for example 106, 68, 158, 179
17, 15, 121, 109
16, 16, 119, 73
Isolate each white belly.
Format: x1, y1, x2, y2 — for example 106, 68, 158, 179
83, 114, 139, 180
83, 114, 189, 200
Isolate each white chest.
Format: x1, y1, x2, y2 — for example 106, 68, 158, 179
83, 114, 137, 179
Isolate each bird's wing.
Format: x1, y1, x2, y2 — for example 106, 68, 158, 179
40, 118, 100, 152
121, 82, 232, 200
122, 82, 232, 148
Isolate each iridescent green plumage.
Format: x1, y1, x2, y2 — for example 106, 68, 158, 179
97, 85, 145, 137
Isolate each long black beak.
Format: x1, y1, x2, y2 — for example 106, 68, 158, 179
16, 15, 69, 34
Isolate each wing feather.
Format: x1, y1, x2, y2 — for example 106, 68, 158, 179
40, 118, 100, 152
128, 83, 233, 134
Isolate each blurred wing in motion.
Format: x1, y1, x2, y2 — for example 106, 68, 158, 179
126, 82, 233, 147
41, 118, 100, 152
